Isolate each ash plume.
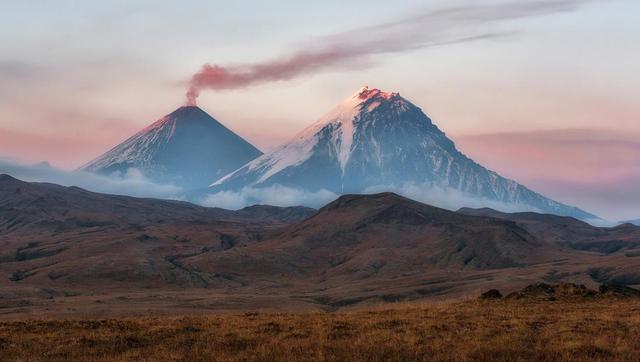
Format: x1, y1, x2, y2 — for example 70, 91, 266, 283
185, 0, 597, 105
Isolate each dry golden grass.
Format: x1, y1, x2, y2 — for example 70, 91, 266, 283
1, 299, 639, 361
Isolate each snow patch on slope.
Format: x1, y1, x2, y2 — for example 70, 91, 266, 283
212, 86, 393, 187
292, 86, 397, 172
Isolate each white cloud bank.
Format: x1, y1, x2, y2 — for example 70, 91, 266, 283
201, 182, 543, 214
1, 160, 617, 226
0, 159, 183, 199
201, 185, 338, 210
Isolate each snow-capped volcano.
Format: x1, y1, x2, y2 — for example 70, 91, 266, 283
210, 86, 595, 220
81, 106, 262, 189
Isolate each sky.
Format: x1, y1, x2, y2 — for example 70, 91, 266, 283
0, 0, 639, 220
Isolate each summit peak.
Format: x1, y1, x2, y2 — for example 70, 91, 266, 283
353, 86, 398, 101
171, 104, 205, 115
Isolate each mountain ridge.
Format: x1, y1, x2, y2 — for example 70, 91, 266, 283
458, 206, 640, 254
1, 174, 639, 313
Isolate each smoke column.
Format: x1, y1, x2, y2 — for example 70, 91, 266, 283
185, 0, 597, 105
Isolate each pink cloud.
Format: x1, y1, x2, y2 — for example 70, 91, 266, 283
0, 128, 131, 169
453, 128, 640, 219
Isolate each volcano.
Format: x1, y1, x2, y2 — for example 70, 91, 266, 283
210, 86, 595, 220
81, 106, 262, 189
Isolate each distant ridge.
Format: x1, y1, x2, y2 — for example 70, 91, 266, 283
458, 206, 640, 254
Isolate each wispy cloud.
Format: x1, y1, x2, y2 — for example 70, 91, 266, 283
455, 128, 640, 183
186, 0, 598, 104
0, 159, 182, 199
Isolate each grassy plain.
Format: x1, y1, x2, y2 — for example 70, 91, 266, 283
1, 298, 639, 361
